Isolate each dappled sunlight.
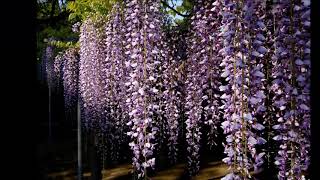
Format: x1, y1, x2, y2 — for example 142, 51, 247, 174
48, 169, 74, 178
151, 164, 185, 180
194, 162, 229, 180
48, 161, 232, 179
102, 164, 133, 180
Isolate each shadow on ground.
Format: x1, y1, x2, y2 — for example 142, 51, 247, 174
47, 161, 231, 180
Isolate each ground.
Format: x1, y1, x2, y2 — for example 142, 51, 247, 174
47, 161, 230, 180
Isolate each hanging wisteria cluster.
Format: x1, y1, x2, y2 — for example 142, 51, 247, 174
102, 2, 129, 161
78, 15, 117, 163
61, 48, 80, 111
43, 42, 54, 87
51, 47, 81, 121
123, 0, 167, 178
79, 17, 105, 131
215, 0, 267, 178
163, 27, 189, 166
163, 28, 183, 164
185, 0, 222, 175
44, 0, 311, 179
43, 38, 66, 93
217, 0, 310, 179
271, 0, 311, 179
53, 52, 64, 90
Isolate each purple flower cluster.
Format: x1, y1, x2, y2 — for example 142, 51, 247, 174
43, 44, 54, 86
53, 52, 64, 88
43, 40, 63, 93
218, 0, 267, 178
49, 0, 311, 178
163, 29, 180, 164
244, 0, 268, 174
199, 0, 222, 150
123, 0, 164, 178
185, 0, 222, 175
78, 15, 123, 159
271, 0, 310, 179
72, 22, 81, 33
78, 17, 107, 137
61, 48, 80, 112
102, 2, 129, 161
218, 0, 248, 178
52, 48, 80, 123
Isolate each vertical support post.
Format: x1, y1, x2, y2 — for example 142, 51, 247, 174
77, 100, 82, 180
48, 79, 52, 144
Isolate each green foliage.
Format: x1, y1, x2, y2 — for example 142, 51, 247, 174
36, 0, 194, 61
163, 0, 194, 26
175, 0, 193, 17
41, 26, 77, 39
37, 2, 52, 19
67, 0, 118, 22
166, 0, 193, 15
48, 40, 79, 49
37, 24, 78, 59
180, 0, 193, 12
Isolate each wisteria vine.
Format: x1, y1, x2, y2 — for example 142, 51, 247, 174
271, 0, 310, 179
219, 0, 268, 179
45, 0, 311, 179
124, 0, 165, 178
61, 48, 80, 111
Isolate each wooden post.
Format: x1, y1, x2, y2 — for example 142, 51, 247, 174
77, 100, 82, 180
48, 77, 52, 144
90, 133, 102, 180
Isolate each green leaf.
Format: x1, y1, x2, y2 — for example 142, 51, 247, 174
68, 13, 77, 21
182, 0, 193, 10
175, 5, 185, 13
167, 9, 177, 16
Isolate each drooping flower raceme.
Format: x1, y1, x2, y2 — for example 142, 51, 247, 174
53, 52, 65, 92
162, 27, 188, 164
271, 0, 311, 179
79, 17, 107, 133
147, 3, 168, 162
43, 44, 54, 87
124, 0, 164, 178
219, 0, 267, 179
271, 2, 296, 178
163, 28, 180, 164
295, 0, 311, 174
72, 22, 81, 33
61, 48, 80, 114
218, 0, 242, 179
184, 2, 203, 176
200, 0, 223, 150
102, 2, 129, 161
243, 0, 268, 174
185, 0, 220, 175
79, 16, 125, 162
